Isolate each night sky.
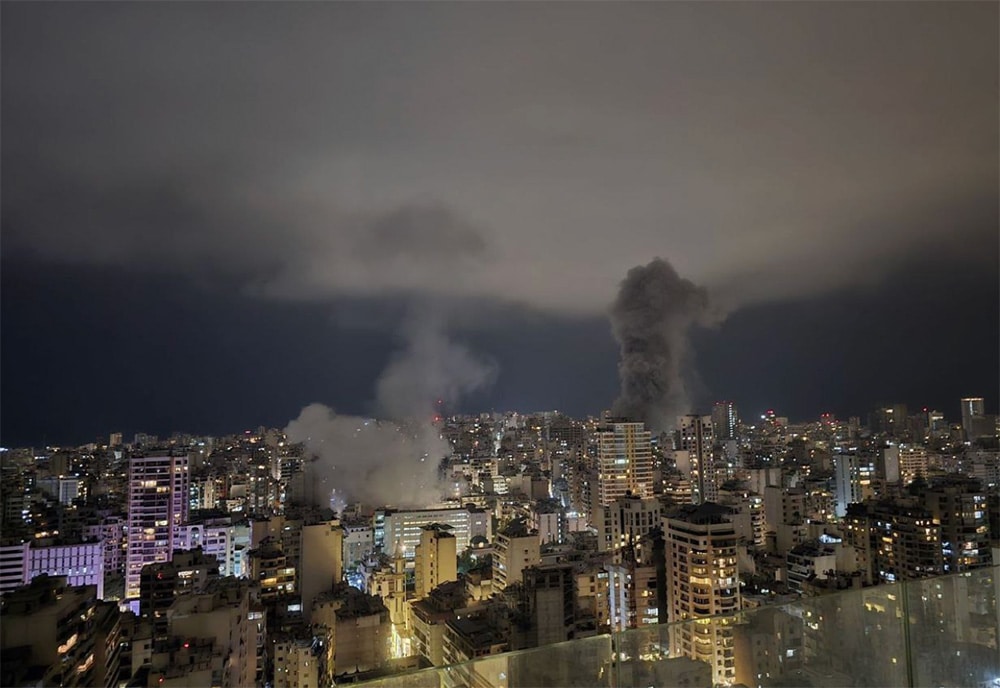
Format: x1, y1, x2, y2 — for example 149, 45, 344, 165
2, 2, 997, 446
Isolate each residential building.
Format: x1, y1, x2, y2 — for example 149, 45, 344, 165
595, 421, 654, 516
493, 519, 541, 592
125, 453, 190, 601
664, 503, 741, 686
414, 523, 458, 600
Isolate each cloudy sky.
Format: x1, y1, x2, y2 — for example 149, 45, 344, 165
2, 2, 997, 445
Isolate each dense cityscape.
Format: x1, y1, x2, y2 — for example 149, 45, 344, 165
0, 397, 996, 686
3, 2, 998, 688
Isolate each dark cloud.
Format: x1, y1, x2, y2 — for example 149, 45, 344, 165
1, 2, 996, 445
3, 2, 995, 313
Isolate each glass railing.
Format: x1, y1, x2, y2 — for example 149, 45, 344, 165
358, 565, 999, 688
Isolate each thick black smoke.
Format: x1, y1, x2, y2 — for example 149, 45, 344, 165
610, 258, 709, 431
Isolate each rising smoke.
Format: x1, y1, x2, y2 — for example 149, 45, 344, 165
284, 306, 497, 510
610, 258, 710, 432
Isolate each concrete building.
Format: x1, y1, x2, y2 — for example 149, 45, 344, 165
247, 537, 296, 602
521, 563, 577, 646
676, 415, 714, 504
125, 453, 190, 601
36, 476, 81, 505
273, 634, 320, 688
833, 452, 874, 518
664, 503, 741, 686
378, 505, 490, 558
960, 397, 986, 440
883, 444, 928, 486
299, 520, 343, 622
83, 515, 125, 578
493, 519, 541, 592
342, 521, 374, 569
414, 524, 458, 600
0, 576, 121, 688
0, 539, 30, 594
312, 585, 391, 679
596, 493, 662, 554
845, 501, 943, 584
921, 478, 992, 572
408, 579, 469, 667
595, 421, 654, 515
139, 548, 220, 638
164, 577, 260, 688
28, 538, 105, 599
712, 401, 739, 442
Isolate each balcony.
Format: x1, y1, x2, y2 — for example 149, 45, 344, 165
358, 566, 999, 687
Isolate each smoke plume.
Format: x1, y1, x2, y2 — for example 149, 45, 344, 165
610, 258, 710, 431
284, 306, 497, 509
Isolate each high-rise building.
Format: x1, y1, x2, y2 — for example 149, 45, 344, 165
664, 503, 740, 686
834, 452, 874, 517
676, 415, 714, 504
125, 453, 190, 602
960, 397, 986, 439
414, 524, 458, 600
595, 422, 654, 514
711, 402, 738, 442
921, 478, 992, 572
845, 501, 943, 584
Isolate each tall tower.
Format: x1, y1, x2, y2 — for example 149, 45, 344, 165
677, 415, 714, 504
595, 421, 653, 514
960, 397, 986, 439
664, 503, 740, 686
125, 453, 190, 601
833, 452, 873, 517
711, 402, 738, 442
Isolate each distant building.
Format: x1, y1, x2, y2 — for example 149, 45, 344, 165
834, 452, 874, 517
676, 415, 714, 504
712, 402, 739, 442
960, 397, 986, 439
36, 476, 81, 506
378, 505, 490, 558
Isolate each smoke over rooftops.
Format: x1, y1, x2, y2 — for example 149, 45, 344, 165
610, 258, 712, 432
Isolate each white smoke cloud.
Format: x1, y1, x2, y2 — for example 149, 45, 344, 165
284, 305, 498, 509
284, 405, 448, 509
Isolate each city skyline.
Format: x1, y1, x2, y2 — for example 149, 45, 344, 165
2, 2, 997, 446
